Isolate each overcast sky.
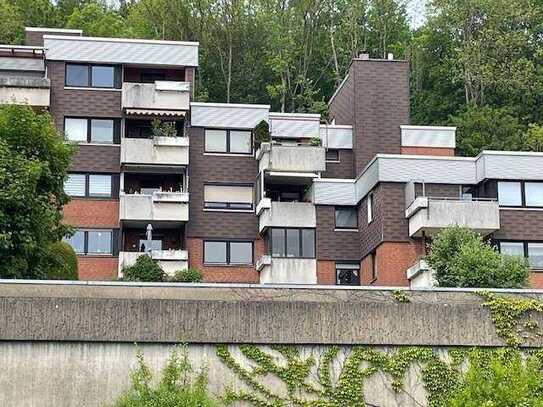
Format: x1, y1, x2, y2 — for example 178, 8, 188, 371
406, 0, 427, 28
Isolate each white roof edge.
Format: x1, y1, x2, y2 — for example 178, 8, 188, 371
43, 34, 199, 47
479, 150, 543, 157
269, 112, 321, 119
400, 125, 457, 131
320, 124, 353, 129
190, 102, 271, 109
313, 178, 356, 183
26, 27, 83, 34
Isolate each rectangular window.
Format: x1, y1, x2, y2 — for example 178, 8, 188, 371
500, 241, 525, 257
64, 174, 86, 197
269, 228, 315, 258
525, 182, 543, 207
204, 184, 253, 210
335, 207, 358, 229
63, 230, 85, 254
204, 129, 252, 154
90, 119, 114, 143
64, 173, 113, 198
64, 118, 88, 142
203, 240, 253, 265
528, 243, 543, 269
63, 229, 113, 255
87, 230, 112, 254
64, 117, 117, 144
336, 263, 360, 286
325, 149, 340, 162
65, 63, 118, 88
498, 181, 522, 206
367, 193, 374, 223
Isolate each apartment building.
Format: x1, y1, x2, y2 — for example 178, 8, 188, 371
2, 28, 543, 287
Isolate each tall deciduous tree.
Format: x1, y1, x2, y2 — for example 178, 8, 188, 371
0, 106, 73, 279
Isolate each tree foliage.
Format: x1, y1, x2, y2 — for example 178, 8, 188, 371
0, 105, 73, 279
170, 268, 203, 283
426, 226, 530, 288
42, 241, 79, 280
122, 254, 166, 282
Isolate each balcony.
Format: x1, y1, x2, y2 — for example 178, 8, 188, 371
0, 77, 50, 107
256, 255, 317, 284
120, 191, 189, 223
122, 81, 190, 114
406, 259, 437, 289
257, 143, 326, 174
406, 197, 500, 237
257, 199, 316, 233
118, 250, 188, 277
121, 136, 189, 167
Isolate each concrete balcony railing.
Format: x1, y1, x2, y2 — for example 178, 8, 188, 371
122, 81, 190, 112
118, 250, 188, 277
121, 136, 189, 166
406, 259, 437, 289
405, 197, 500, 237
0, 77, 50, 107
119, 191, 189, 223
257, 199, 316, 233
256, 255, 317, 284
257, 143, 326, 173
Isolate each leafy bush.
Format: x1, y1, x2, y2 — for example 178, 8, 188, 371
448, 350, 543, 406
122, 255, 166, 282
253, 120, 270, 149
151, 119, 178, 138
42, 241, 78, 280
310, 137, 322, 146
112, 346, 219, 407
170, 268, 203, 283
427, 226, 529, 288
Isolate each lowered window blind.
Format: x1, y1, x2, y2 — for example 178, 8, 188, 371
89, 175, 112, 197
64, 174, 86, 197
204, 185, 253, 204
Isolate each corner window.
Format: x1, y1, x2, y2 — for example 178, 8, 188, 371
64, 173, 113, 198
335, 207, 358, 229
525, 183, 543, 207
528, 243, 543, 269
203, 240, 253, 265
336, 263, 360, 286
204, 184, 253, 210
63, 229, 113, 255
325, 149, 340, 162
204, 129, 252, 154
367, 193, 374, 223
64, 117, 118, 144
65, 63, 119, 89
268, 228, 315, 259
498, 181, 522, 206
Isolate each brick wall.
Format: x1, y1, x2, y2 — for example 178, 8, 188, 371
186, 127, 258, 239
186, 238, 263, 283
328, 73, 354, 126
401, 146, 454, 156
530, 273, 543, 289
77, 257, 118, 281
316, 206, 361, 260
316, 260, 336, 284
493, 210, 543, 241
69, 145, 120, 173
63, 199, 119, 228
361, 241, 423, 286
322, 150, 354, 179
25, 29, 81, 47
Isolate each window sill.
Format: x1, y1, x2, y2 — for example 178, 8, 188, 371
500, 207, 543, 211
325, 160, 341, 163
203, 153, 254, 158
64, 86, 121, 92
334, 228, 359, 233
76, 254, 115, 258
203, 263, 254, 267
65, 142, 120, 147
203, 209, 254, 214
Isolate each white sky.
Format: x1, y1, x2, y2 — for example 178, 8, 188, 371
406, 0, 427, 28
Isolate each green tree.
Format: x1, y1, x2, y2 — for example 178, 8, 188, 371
66, 2, 128, 37
170, 268, 203, 283
0, 105, 73, 279
426, 226, 530, 288
42, 241, 79, 280
122, 254, 166, 282
112, 346, 219, 407
521, 124, 543, 152
448, 350, 543, 406
0, 0, 25, 44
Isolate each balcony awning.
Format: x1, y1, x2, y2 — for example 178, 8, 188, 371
125, 109, 186, 117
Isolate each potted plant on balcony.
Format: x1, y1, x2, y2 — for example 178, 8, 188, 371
254, 120, 270, 150
310, 137, 322, 146
151, 119, 178, 138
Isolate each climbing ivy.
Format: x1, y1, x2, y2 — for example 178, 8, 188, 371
478, 291, 543, 346
391, 290, 410, 303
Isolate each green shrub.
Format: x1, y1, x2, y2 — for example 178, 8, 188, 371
42, 241, 79, 280
151, 118, 178, 138
122, 255, 166, 282
310, 137, 322, 146
253, 120, 270, 149
170, 268, 203, 283
448, 350, 543, 406
427, 226, 529, 288
112, 346, 219, 407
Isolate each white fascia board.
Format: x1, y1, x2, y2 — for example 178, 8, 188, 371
43, 34, 198, 47
190, 102, 270, 109
26, 27, 83, 34
269, 112, 321, 120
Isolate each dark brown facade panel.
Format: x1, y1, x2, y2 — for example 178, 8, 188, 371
316, 206, 361, 260
492, 210, 543, 241
25, 29, 82, 47
322, 150, 355, 179
186, 127, 259, 239
68, 145, 120, 173
352, 60, 410, 174
47, 61, 122, 132
328, 74, 354, 126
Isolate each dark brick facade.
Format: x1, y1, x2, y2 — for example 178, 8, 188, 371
186, 127, 258, 240
316, 206, 360, 260
322, 150, 354, 179
25, 29, 82, 47
493, 210, 543, 241
69, 145, 120, 173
